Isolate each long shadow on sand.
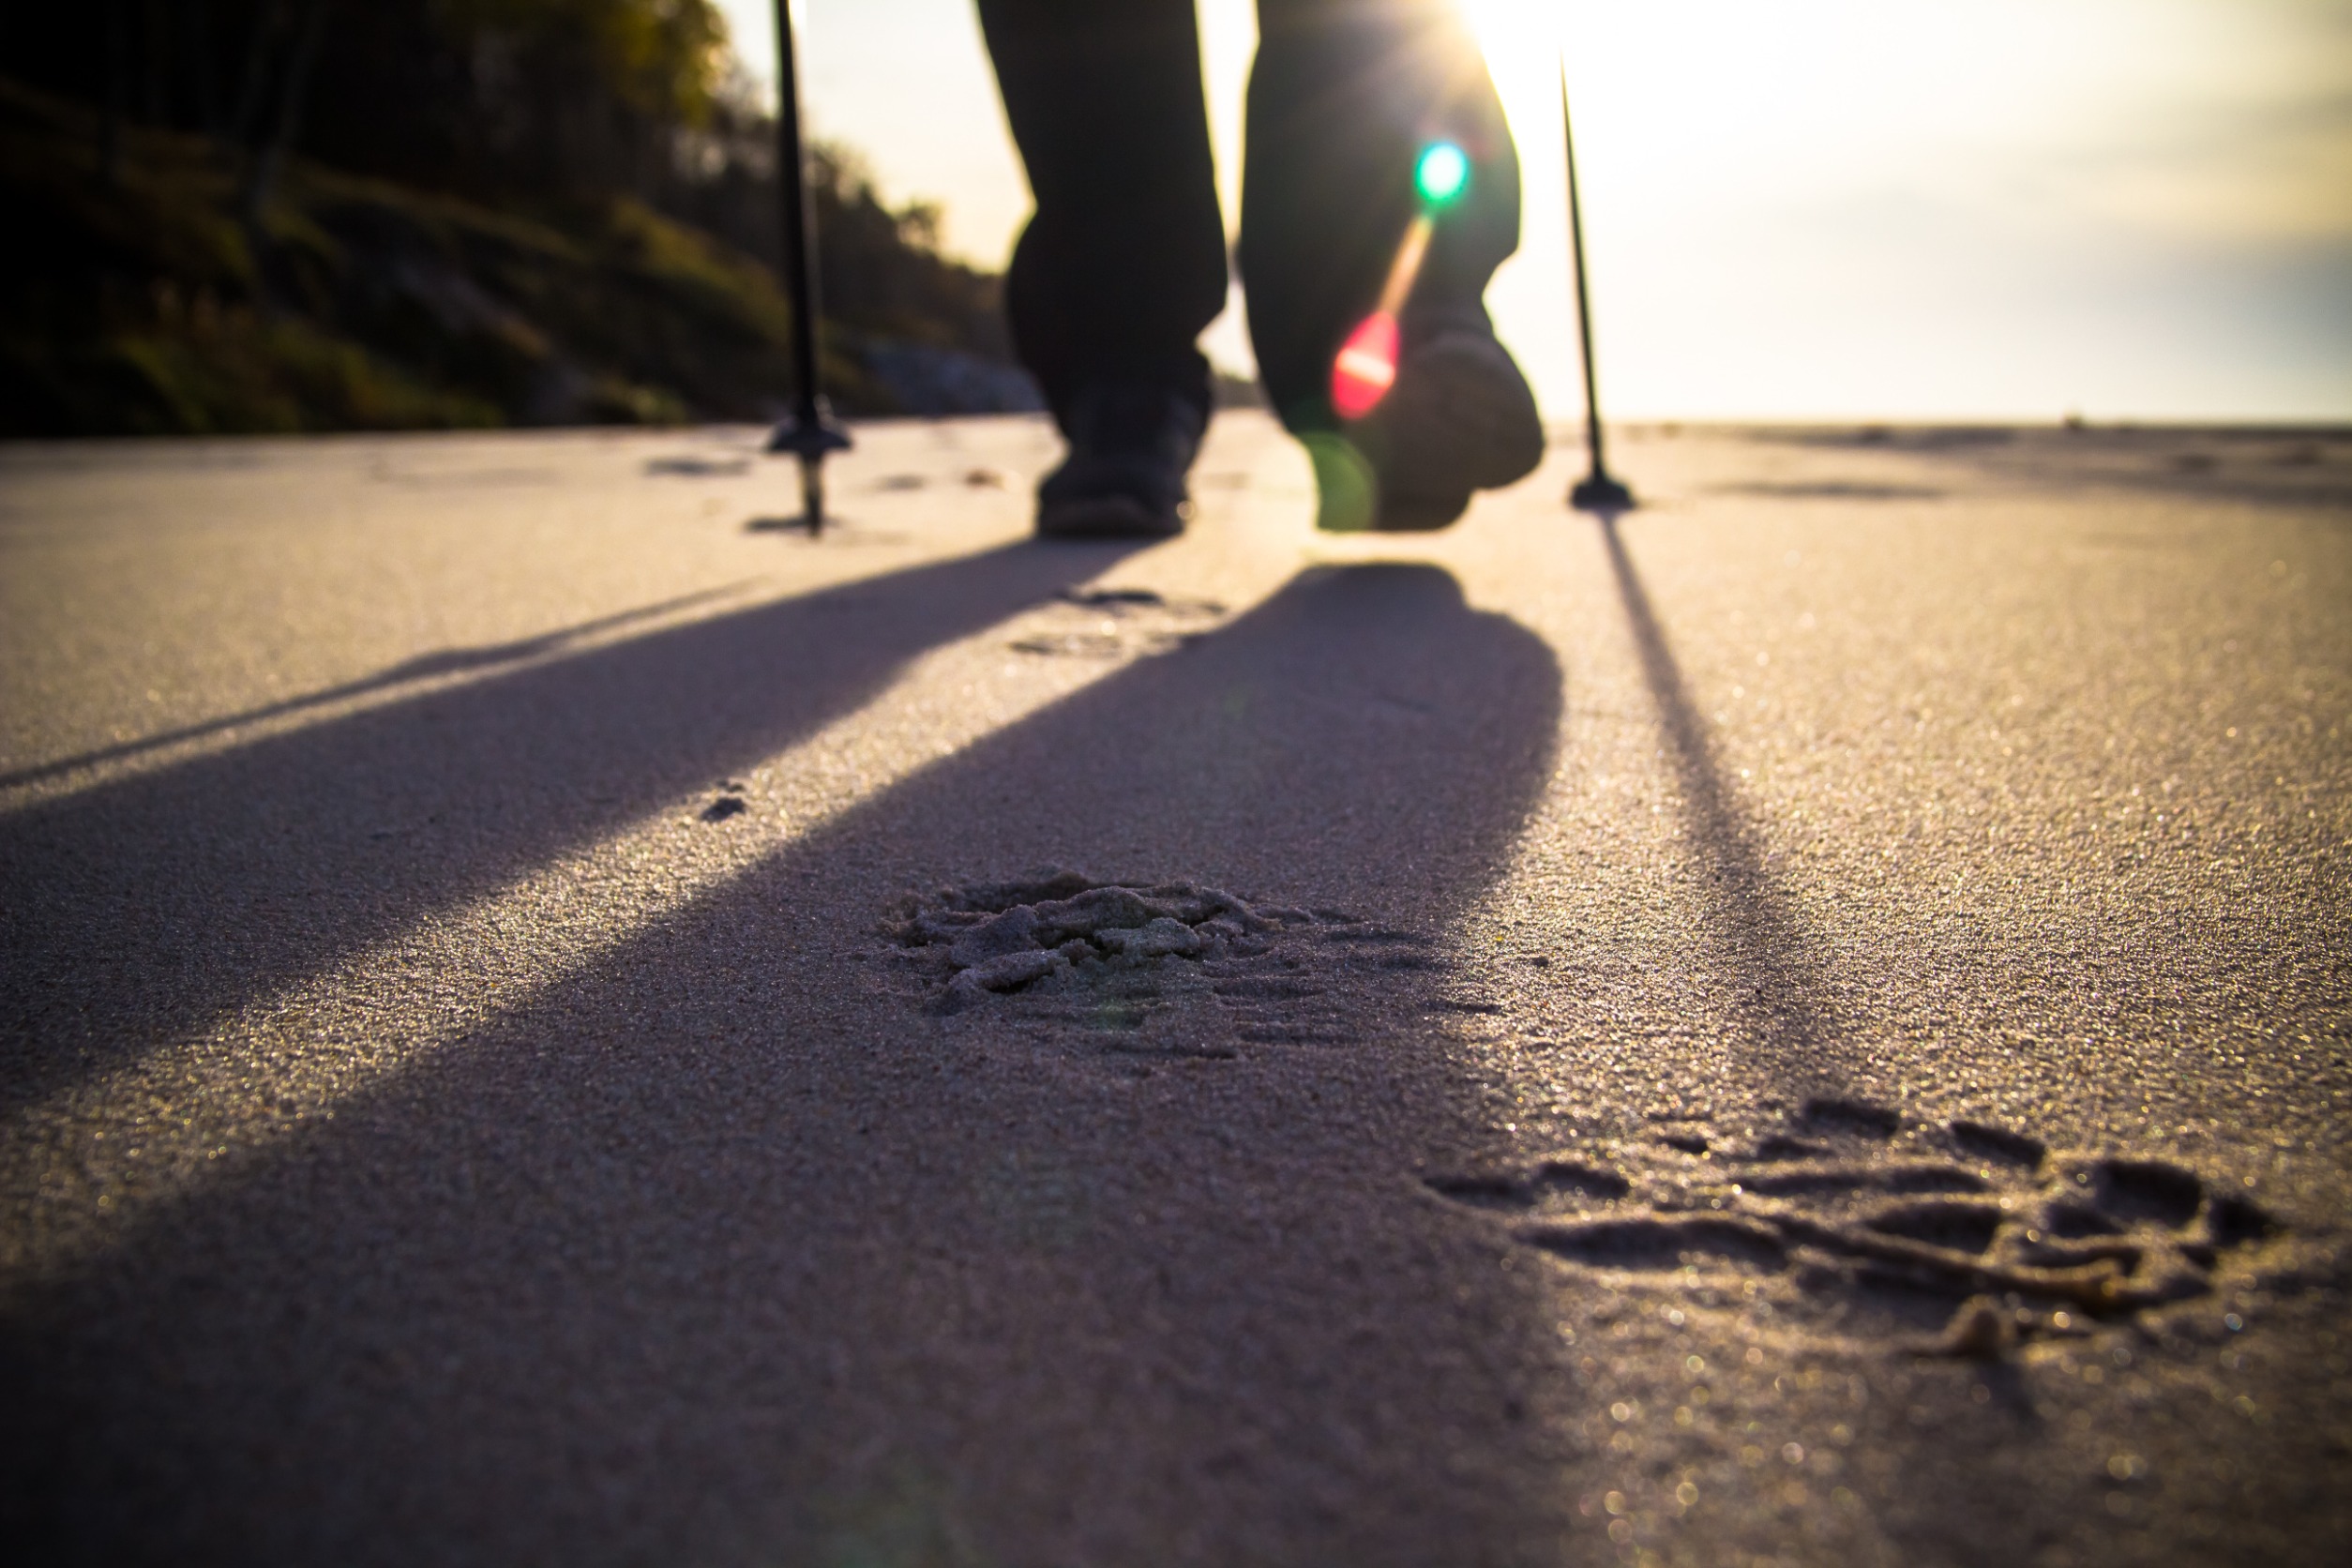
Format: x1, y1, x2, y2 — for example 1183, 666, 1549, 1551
0, 539, 1142, 1118
1599, 515, 1862, 1093
6, 565, 1571, 1566
0, 585, 756, 792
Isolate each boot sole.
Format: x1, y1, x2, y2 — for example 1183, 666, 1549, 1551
1352, 333, 1545, 530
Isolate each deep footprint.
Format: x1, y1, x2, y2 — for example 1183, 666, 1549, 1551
1863, 1199, 2006, 1254
892, 871, 1291, 1013
1799, 1097, 1903, 1139
1951, 1120, 2046, 1168
1522, 1216, 1788, 1273
890, 872, 1451, 1059
1421, 1161, 1631, 1212
1422, 1102, 2281, 1343
2085, 1158, 2205, 1229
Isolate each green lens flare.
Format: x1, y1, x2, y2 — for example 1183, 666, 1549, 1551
1415, 141, 1470, 205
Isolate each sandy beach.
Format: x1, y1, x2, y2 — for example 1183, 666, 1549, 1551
3, 414, 2346, 1564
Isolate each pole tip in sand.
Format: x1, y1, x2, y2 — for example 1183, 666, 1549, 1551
1570, 469, 1636, 515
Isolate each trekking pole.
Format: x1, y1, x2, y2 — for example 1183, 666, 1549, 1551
766, 0, 851, 532
1561, 56, 1633, 514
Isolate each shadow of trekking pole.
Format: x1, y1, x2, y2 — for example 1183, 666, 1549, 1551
1598, 515, 1856, 1087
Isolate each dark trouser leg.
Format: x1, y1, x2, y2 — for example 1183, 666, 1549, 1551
1241, 0, 1520, 434
974, 0, 1229, 431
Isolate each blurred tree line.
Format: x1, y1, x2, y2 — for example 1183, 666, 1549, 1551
0, 1, 1036, 433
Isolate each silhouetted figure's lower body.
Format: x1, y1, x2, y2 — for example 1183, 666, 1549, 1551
977, 0, 1545, 535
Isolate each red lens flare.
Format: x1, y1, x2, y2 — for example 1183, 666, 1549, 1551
1331, 311, 1399, 420
1328, 213, 1433, 421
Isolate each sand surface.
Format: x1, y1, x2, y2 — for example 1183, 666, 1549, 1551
2, 414, 2347, 1565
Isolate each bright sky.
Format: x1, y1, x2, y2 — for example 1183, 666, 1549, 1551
719, 0, 2352, 422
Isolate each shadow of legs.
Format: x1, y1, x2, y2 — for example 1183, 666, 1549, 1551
6, 565, 1570, 1565
0, 539, 1145, 1117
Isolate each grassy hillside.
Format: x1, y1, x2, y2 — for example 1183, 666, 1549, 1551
0, 77, 1021, 436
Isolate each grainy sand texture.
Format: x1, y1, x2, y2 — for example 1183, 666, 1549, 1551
3, 415, 2347, 1565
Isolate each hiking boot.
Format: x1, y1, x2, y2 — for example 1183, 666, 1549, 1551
1036, 381, 1207, 538
1319, 309, 1545, 532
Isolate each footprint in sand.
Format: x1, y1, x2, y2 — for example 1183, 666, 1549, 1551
1423, 1096, 2280, 1349
884, 871, 1456, 1058
1005, 588, 1228, 658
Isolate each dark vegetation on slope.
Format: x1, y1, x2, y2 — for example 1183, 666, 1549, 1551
0, 2, 1040, 435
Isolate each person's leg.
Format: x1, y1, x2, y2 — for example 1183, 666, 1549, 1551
1242, 0, 1541, 528
975, 0, 1228, 431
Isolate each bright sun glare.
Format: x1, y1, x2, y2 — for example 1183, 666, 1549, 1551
762, 0, 2347, 421
1449, 0, 2352, 420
